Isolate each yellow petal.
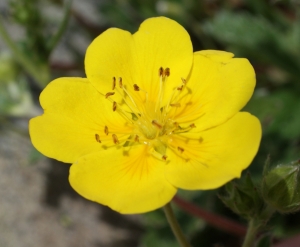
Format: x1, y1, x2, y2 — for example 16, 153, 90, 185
132, 17, 193, 105
69, 145, 177, 214
29, 77, 132, 163
168, 50, 255, 131
165, 112, 262, 190
85, 17, 193, 111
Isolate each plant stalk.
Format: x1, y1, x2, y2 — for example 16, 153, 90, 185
163, 202, 192, 247
242, 219, 259, 247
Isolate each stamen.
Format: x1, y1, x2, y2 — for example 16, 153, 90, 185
156, 67, 170, 113
112, 134, 120, 144
105, 92, 115, 98
181, 78, 186, 84
121, 86, 141, 117
164, 68, 170, 77
134, 135, 140, 142
95, 134, 101, 143
152, 120, 162, 129
159, 67, 164, 76
119, 77, 123, 88
163, 79, 185, 118
113, 101, 117, 111
170, 103, 181, 107
162, 155, 167, 161
105, 97, 134, 124
172, 123, 195, 134
133, 84, 148, 101
178, 146, 184, 153
112, 77, 116, 90
104, 126, 109, 135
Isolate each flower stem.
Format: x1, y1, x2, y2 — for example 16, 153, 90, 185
47, 0, 72, 53
173, 195, 247, 236
163, 202, 192, 247
242, 219, 259, 247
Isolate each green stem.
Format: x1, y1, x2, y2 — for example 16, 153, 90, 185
163, 202, 192, 247
0, 18, 48, 87
242, 219, 259, 247
47, 0, 72, 53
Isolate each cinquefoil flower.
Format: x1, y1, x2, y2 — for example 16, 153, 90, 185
30, 17, 261, 214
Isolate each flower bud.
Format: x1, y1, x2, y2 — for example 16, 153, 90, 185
219, 173, 264, 219
262, 160, 300, 213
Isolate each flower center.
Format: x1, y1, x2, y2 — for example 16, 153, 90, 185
100, 67, 195, 161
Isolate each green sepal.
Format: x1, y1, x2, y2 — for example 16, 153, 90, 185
262, 160, 300, 213
219, 173, 265, 220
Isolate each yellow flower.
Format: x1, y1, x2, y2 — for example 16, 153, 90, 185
29, 17, 261, 214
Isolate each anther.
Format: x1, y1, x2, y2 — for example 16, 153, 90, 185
152, 120, 162, 129
170, 103, 181, 107
112, 134, 120, 144
181, 78, 186, 84
105, 92, 115, 98
113, 101, 117, 111
134, 135, 140, 142
133, 84, 140, 91
162, 155, 167, 161
190, 123, 196, 128
95, 134, 101, 143
119, 77, 123, 88
178, 146, 184, 153
112, 77, 116, 90
159, 67, 164, 76
104, 126, 109, 135
164, 68, 170, 77
177, 85, 183, 91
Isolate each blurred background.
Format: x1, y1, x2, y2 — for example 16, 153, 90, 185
1, 0, 300, 246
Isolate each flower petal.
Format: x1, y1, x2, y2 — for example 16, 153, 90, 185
69, 145, 177, 214
29, 77, 132, 163
132, 17, 193, 105
165, 112, 262, 190
168, 50, 255, 131
85, 17, 193, 111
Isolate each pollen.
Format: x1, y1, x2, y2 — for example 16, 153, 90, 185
119, 77, 123, 88
95, 134, 101, 143
104, 126, 109, 135
177, 85, 183, 91
133, 84, 140, 91
134, 135, 140, 142
105, 92, 115, 98
113, 101, 117, 111
112, 77, 116, 90
190, 123, 196, 128
164, 68, 170, 77
170, 103, 181, 107
159, 67, 164, 76
162, 155, 167, 161
152, 120, 162, 129
112, 134, 120, 144
178, 146, 184, 153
